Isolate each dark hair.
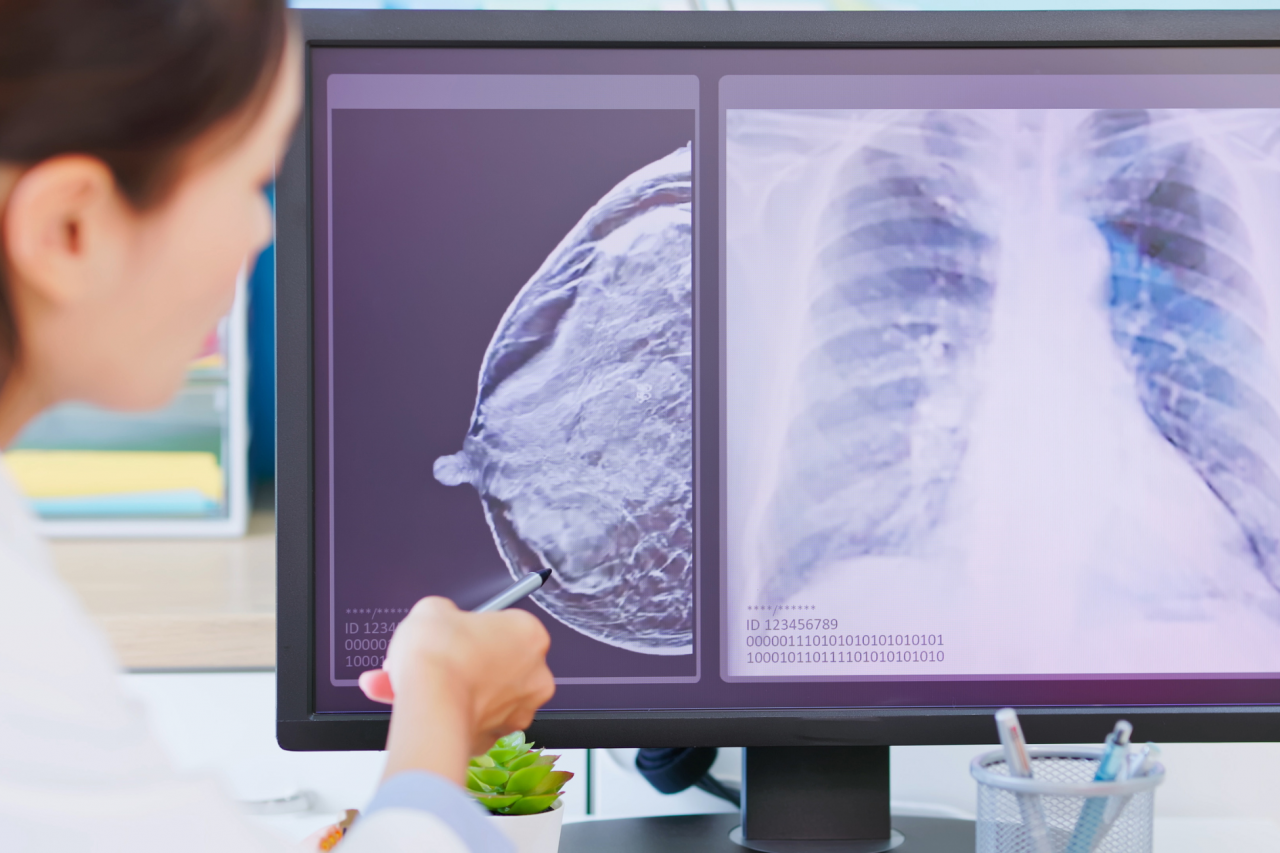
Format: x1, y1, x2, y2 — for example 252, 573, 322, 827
0, 0, 288, 383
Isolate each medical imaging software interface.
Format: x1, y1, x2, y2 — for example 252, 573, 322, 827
312, 46, 1280, 713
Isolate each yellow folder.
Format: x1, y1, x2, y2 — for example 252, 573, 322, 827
4, 450, 224, 501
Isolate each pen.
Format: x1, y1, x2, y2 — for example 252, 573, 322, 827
995, 708, 1055, 853
1099, 740, 1136, 822
473, 569, 553, 612
353, 570, 553, 704
1125, 742, 1160, 780
1090, 743, 1161, 853
1066, 720, 1133, 853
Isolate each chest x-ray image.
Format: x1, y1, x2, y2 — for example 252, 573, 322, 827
726, 109, 1280, 676
435, 145, 694, 655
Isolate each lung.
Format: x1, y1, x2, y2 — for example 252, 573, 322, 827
433, 146, 694, 655
1080, 109, 1280, 591
759, 111, 1002, 605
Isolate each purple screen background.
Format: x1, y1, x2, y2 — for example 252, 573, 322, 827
312, 46, 1280, 714
329, 106, 697, 685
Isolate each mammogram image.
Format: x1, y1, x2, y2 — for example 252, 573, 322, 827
728, 108, 1280, 638
434, 145, 694, 655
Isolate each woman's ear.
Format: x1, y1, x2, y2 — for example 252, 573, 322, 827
2, 155, 127, 308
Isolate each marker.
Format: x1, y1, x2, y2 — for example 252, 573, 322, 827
1066, 720, 1133, 853
994, 708, 1054, 853
473, 569, 553, 612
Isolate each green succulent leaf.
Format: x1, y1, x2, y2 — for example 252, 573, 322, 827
472, 768, 510, 789
472, 732, 567, 803
488, 748, 520, 766
465, 771, 493, 793
527, 770, 573, 796
506, 750, 542, 772
502, 794, 560, 816
496, 731, 526, 750
472, 792, 523, 813
505, 764, 552, 794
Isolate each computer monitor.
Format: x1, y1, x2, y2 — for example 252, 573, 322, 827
276, 9, 1280, 850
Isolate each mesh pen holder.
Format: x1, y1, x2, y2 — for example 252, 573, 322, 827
970, 747, 1165, 853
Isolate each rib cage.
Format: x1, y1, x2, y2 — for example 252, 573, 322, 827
1080, 109, 1280, 590
759, 111, 1002, 605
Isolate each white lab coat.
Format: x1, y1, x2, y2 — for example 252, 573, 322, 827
0, 463, 470, 852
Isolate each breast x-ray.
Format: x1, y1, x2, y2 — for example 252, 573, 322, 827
435, 145, 694, 656
727, 109, 1280, 676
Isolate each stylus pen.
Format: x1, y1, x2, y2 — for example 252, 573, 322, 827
473, 569, 553, 612
1066, 720, 1133, 853
994, 708, 1055, 853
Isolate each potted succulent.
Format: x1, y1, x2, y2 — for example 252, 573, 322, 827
468, 731, 574, 853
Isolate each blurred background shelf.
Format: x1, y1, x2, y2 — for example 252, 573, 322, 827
5, 280, 251, 537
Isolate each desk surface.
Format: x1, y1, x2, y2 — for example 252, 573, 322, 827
50, 509, 276, 669
254, 813, 1280, 852
555, 816, 1280, 853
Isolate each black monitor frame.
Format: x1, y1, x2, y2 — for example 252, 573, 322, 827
276, 8, 1280, 752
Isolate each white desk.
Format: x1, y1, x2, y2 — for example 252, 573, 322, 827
119, 674, 1279, 851
1153, 818, 1280, 852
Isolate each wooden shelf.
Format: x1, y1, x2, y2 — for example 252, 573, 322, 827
50, 508, 275, 669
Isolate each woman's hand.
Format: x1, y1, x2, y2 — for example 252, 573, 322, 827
358, 596, 555, 786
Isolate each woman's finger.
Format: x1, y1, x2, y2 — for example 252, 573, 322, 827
358, 668, 395, 703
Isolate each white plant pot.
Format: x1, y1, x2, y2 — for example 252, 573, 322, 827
488, 799, 564, 853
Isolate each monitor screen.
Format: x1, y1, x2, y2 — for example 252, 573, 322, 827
308, 43, 1280, 716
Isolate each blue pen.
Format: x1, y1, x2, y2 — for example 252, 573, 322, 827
1065, 720, 1133, 853
1091, 742, 1161, 852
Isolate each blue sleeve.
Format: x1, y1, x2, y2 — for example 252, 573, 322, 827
364, 771, 515, 853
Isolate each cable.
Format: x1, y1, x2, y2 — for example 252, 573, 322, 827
635, 747, 741, 808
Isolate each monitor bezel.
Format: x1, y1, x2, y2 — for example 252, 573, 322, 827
276, 8, 1280, 752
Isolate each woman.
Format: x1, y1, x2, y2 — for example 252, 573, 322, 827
0, 2, 555, 850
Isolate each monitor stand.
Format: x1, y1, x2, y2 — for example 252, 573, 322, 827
559, 746, 975, 853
